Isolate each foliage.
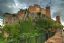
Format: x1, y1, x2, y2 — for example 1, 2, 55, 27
2, 19, 39, 43
1, 13, 63, 43
35, 15, 63, 32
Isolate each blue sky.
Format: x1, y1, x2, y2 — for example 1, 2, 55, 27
0, 0, 64, 25
0, 0, 51, 13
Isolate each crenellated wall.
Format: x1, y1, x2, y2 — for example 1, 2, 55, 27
3, 4, 51, 24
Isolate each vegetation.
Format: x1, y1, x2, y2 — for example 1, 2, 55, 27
0, 13, 63, 43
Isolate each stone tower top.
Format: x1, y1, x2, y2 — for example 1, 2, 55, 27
56, 16, 61, 24
46, 6, 51, 18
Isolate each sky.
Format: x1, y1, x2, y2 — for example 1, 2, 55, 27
0, 0, 64, 25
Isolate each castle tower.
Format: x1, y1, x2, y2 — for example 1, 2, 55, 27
56, 16, 61, 24
17, 9, 25, 20
46, 6, 51, 18
45, 0, 51, 18
28, 4, 41, 14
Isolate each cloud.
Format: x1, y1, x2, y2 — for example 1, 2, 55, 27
0, 0, 64, 23
0, 18, 3, 26
0, 0, 64, 26
50, 0, 64, 23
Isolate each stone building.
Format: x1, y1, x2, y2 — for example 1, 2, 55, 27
28, 4, 41, 14
17, 9, 25, 20
3, 13, 18, 24
28, 4, 51, 18
3, 4, 51, 24
46, 6, 51, 18
41, 8, 46, 15
56, 16, 61, 24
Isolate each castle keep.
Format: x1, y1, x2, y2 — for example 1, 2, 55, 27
3, 4, 61, 24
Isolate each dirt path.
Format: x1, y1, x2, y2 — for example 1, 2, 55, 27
45, 31, 62, 43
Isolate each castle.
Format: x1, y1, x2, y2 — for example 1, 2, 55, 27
3, 4, 61, 24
